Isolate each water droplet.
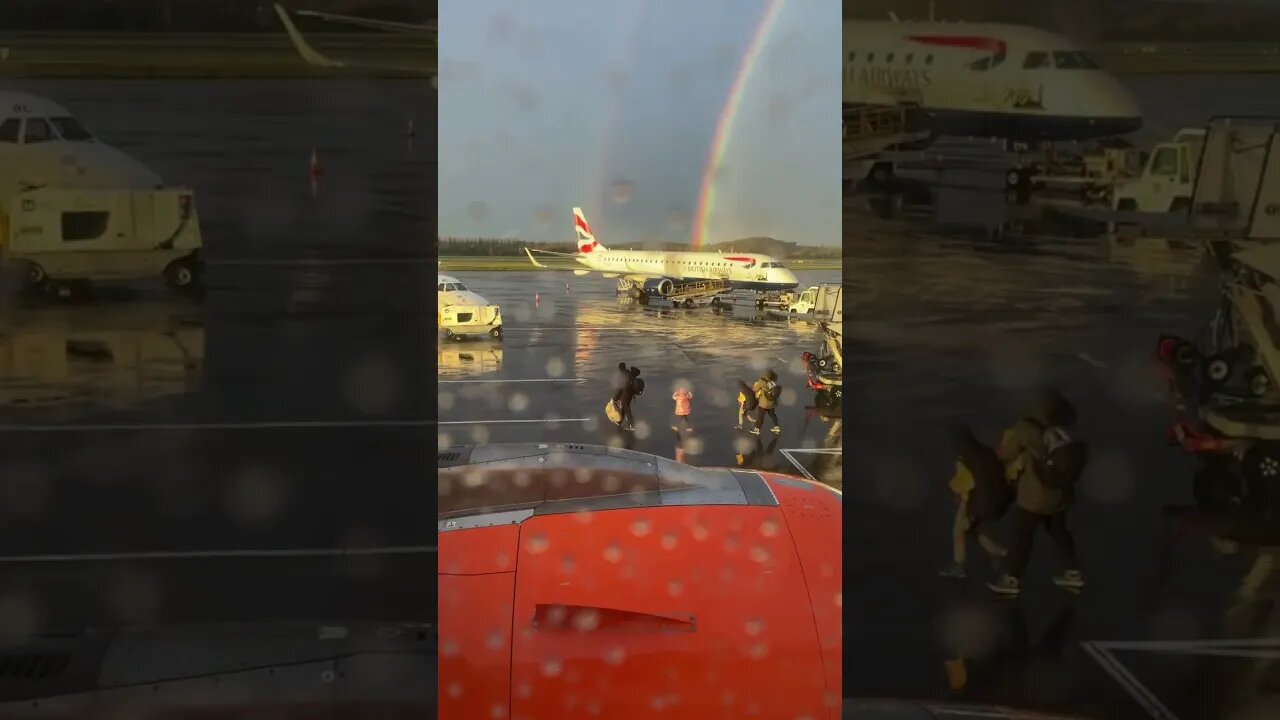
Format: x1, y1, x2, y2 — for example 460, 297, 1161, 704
759, 520, 779, 537
572, 608, 601, 632
722, 691, 736, 707
516, 682, 532, 698
605, 646, 626, 665
749, 642, 769, 659
744, 619, 764, 636
561, 555, 576, 574
508, 392, 530, 413
496, 553, 511, 569
448, 681, 463, 698
630, 519, 652, 537
542, 658, 563, 677
527, 534, 549, 554
603, 543, 622, 563
442, 638, 460, 656
667, 580, 684, 596
650, 696, 666, 711
749, 546, 770, 563
486, 630, 504, 650
691, 523, 709, 541
587, 699, 602, 715
661, 532, 678, 550
490, 704, 506, 718
723, 536, 739, 553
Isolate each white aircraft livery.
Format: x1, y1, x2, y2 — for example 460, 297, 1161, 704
524, 208, 801, 294
844, 20, 1142, 141
0, 91, 163, 202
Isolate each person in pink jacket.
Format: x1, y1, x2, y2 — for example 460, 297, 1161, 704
672, 386, 694, 433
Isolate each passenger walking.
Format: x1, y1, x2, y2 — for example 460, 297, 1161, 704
939, 426, 1011, 580
612, 366, 642, 431
752, 370, 782, 436
987, 390, 1089, 597
672, 385, 694, 433
735, 380, 758, 430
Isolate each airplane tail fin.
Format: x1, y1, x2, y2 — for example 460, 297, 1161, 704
573, 207, 605, 254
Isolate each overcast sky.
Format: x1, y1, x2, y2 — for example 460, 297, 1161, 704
438, 0, 840, 247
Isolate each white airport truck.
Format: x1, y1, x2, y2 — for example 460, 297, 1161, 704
438, 274, 503, 341
1, 187, 204, 294
1112, 127, 1207, 213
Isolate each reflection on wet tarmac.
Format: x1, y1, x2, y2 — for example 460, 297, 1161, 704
436, 271, 842, 486
0, 295, 204, 421
849, 183, 1279, 719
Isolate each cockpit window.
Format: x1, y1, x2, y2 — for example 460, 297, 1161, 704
1052, 51, 1099, 69
1023, 52, 1052, 69
439, 282, 468, 292
49, 117, 93, 141
0, 118, 19, 143
22, 118, 53, 144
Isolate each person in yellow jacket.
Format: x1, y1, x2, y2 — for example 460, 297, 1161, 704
750, 370, 782, 436
940, 426, 1011, 580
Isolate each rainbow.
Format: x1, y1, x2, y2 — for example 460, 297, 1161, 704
690, 0, 786, 249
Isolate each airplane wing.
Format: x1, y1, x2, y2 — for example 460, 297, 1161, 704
274, 4, 437, 85
296, 9, 435, 35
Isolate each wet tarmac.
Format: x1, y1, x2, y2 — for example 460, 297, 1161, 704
847, 185, 1277, 719
0, 81, 434, 633
436, 269, 842, 488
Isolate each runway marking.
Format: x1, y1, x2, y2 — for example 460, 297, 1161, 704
439, 417, 592, 425
0, 418, 595, 431
0, 546, 438, 564
210, 258, 431, 267
0, 420, 433, 432
1076, 352, 1108, 369
778, 447, 842, 481
439, 378, 585, 384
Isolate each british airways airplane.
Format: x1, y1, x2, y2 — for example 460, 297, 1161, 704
844, 20, 1143, 142
523, 208, 800, 295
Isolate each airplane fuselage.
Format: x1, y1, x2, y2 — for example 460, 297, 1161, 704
843, 21, 1142, 142
576, 249, 800, 292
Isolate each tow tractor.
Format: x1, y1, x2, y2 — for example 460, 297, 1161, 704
1154, 117, 1280, 520
802, 286, 842, 407
803, 322, 842, 408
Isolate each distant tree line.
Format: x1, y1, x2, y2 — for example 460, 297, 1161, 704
0, 0, 433, 32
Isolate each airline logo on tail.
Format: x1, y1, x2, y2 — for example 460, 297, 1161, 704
574, 207, 602, 254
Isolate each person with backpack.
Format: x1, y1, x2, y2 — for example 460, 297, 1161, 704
611, 366, 642, 431
939, 425, 1011, 580
987, 390, 1089, 597
751, 370, 782, 436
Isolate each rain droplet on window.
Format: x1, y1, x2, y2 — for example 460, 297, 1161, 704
661, 532, 678, 550
448, 681, 463, 698
750, 546, 771, 563
526, 534, 549, 554
541, 658, 563, 677
667, 580, 684, 597
630, 519, 652, 537
603, 543, 622, 563
605, 646, 626, 665
744, 619, 764, 636
759, 520, 779, 537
